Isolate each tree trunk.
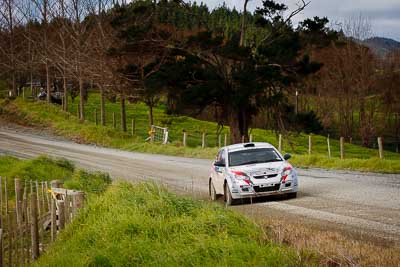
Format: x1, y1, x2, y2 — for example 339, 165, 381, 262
46, 62, 51, 103
79, 77, 84, 120
120, 94, 126, 132
63, 75, 68, 111
12, 71, 16, 97
100, 87, 106, 126
359, 97, 369, 147
239, 0, 249, 47
228, 106, 249, 144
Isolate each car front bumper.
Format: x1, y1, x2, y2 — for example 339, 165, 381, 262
231, 183, 297, 199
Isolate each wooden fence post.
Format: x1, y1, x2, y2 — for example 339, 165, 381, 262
25, 194, 30, 265
150, 125, 155, 143
378, 137, 384, 159
202, 133, 206, 148
183, 131, 187, 147
308, 135, 312, 155
249, 134, 253, 142
241, 136, 245, 143
327, 136, 331, 158
58, 200, 65, 230
41, 182, 46, 213
0, 177, 2, 228
35, 181, 41, 217
131, 118, 135, 136
15, 178, 23, 225
112, 112, 116, 129
65, 194, 70, 224
45, 181, 50, 211
4, 179, 8, 215
94, 109, 98, 125
30, 193, 39, 260
224, 134, 227, 147
340, 137, 345, 160
51, 198, 56, 242
0, 229, 3, 267
218, 134, 221, 147
7, 213, 12, 266
278, 134, 282, 152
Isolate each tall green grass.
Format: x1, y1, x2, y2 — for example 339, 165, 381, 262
34, 182, 319, 266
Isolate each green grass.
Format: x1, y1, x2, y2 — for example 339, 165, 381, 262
34, 182, 319, 266
0, 156, 112, 198
63, 93, 400, 159
290, 154, 400, 173
1, 96, 400, 173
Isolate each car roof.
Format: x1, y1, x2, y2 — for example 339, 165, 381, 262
224, 142, 276, 152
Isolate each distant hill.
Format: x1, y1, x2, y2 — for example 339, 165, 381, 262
363, 37, 400, 56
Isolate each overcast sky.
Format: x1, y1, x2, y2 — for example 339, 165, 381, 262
202, 0, 400, 41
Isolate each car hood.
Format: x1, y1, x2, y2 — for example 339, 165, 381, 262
229, 161, 285, 176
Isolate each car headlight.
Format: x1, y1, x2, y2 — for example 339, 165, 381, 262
281, 164, 293, 183
229, 170, 251, 185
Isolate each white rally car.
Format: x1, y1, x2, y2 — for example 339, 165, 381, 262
209, 142, 298, 205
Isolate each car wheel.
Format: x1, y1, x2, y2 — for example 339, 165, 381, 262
209, 179, 217, 201
224, 182, 234, 206
287, 192, 297, 199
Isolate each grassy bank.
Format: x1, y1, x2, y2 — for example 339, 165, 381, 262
0, 156, 112, 196
34, 182, 319, 266
1, 98, 400, 173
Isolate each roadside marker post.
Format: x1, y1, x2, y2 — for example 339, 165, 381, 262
183, 131, 187, 147
202, 132, 206, 148
378, 137, 384, 159
340, 137, 345, 160
327, 136, 331, 158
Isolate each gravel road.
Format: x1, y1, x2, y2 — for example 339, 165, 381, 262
0, 127, 399, 245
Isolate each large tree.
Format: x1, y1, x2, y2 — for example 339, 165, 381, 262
161, 0, 330, 144
109, 1, 170, 129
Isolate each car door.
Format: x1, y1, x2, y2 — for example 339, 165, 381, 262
213, 149, 226, 195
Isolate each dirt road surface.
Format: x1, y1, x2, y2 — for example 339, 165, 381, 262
0, 128, 399, 245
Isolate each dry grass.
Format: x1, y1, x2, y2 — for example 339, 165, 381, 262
257, 218, 400, 267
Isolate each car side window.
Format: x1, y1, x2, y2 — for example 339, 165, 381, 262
216, 150, 224, 163
220, 149, 226, 164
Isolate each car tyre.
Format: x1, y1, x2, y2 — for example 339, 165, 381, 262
224, 182, 234, 206
209, 179, 217, 201
287, 192, 297, 199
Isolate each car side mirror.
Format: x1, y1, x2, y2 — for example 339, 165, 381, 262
214, 161, 225, 167
283, 153, 291, 160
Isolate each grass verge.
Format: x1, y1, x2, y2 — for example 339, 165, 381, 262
1, 98, 400, 173
0, 156, 112, 198
34, 182, 320, 266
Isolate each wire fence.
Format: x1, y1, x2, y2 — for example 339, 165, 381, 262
0, 177, 85, 266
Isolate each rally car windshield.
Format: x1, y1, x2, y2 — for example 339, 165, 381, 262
228, 148, 282, 167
